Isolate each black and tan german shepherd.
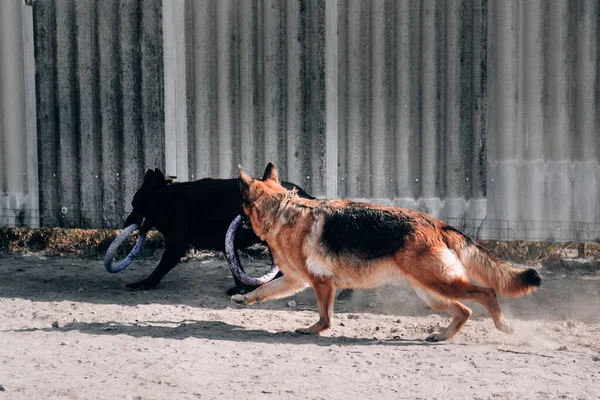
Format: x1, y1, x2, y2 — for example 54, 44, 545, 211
123, 168, 315, 294
232, 163, 541, 341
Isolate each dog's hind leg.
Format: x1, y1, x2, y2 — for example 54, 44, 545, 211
411, 285, 472, 342
412, 276, 512, 336
296, 279, 336, 335
231, 275, 308, 305
462, 285, 512, 334
126, 237, 188, 290
404, 248, 512, 337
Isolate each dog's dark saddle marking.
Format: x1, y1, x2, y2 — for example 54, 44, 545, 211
321, 203, 415, 260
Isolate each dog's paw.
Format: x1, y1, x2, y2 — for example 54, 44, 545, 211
425, 333, 447, 342
231, 294, 248, 305
500, 322, 513, 334
226, 286, 243, 296
295, 327, 319, 335
126, 280, 158, 290
226, 285, 253, 296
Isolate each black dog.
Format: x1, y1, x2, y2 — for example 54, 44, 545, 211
123, 168, 315, 294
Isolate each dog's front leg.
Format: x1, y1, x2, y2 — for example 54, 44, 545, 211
126, 237, 187, 290
296, 278, 336, 335
231, 275, 307, 305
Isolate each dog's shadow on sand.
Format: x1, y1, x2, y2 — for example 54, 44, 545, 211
8, 319, 447, 348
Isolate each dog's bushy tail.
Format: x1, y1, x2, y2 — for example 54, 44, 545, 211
442, 226, 541, 298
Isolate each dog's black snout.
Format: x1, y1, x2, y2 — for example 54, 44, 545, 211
124, 211, 143, 228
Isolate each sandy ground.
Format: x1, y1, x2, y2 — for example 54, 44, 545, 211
1, 250, 599, 400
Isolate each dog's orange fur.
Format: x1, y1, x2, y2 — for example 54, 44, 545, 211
232, 163, 541, 341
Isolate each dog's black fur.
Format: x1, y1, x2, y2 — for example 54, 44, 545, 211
321, 204, 416, 260
123, 168, 314, 294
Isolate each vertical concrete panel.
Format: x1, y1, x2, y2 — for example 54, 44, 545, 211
336, 0, 348, 199
97, 0, 123, 228
251, 0, 266, 176
343, 0, 370, 198
308, 0, 327, 196
369, 0, 388, 199
516, 0, 544, 232
543, 1, 573, 223
33, 0, 60, 227
216, 0, 237, 178
471, 0, 487, 200
545, 1, 574, 161
0, 0, 39, 227
162, 0, 177, 177
418, 1, 440, 200
443, 0, 463, 199
285, 0, 302, 185
163, 0, 187, 180
75, 0, 101, 227
141, 0, 165, 171
520, 0, 544, 161
0, 4, 17, 197
487, 0, 520, 222
574, 0, 598, 162
120, 0, 144, 204
325, 0, 338, 199
395, 0, 421, 200
0, 1, 27, 196
23, 0, 40, 227
262, 0, 287, 174
285, 2, 304, 186
191, 0, 218, 179
238, 0, 259, 172
55, 0, 81, 228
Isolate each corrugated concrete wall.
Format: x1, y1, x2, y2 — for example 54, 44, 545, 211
336, 0, 488, 223
333, 0, 600, 241
33, 0, 165, 228
2, 0, 599, 241
0, 0, 39, 227
487, 0, 600, 241
183, 0, 327, 195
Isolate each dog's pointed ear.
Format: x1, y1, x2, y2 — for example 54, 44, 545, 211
143, 169, 156, 185
154, 168, 166, 181
262, 162, 280, 183
238, 165, 253, 190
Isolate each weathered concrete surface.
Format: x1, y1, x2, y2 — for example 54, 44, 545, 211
3, 0, 599, 241
33, 0, 164, 228
187, 0, 327, 195
336, 0, 488, 216
0, 0, 38, 227
487, 0, 600, 240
